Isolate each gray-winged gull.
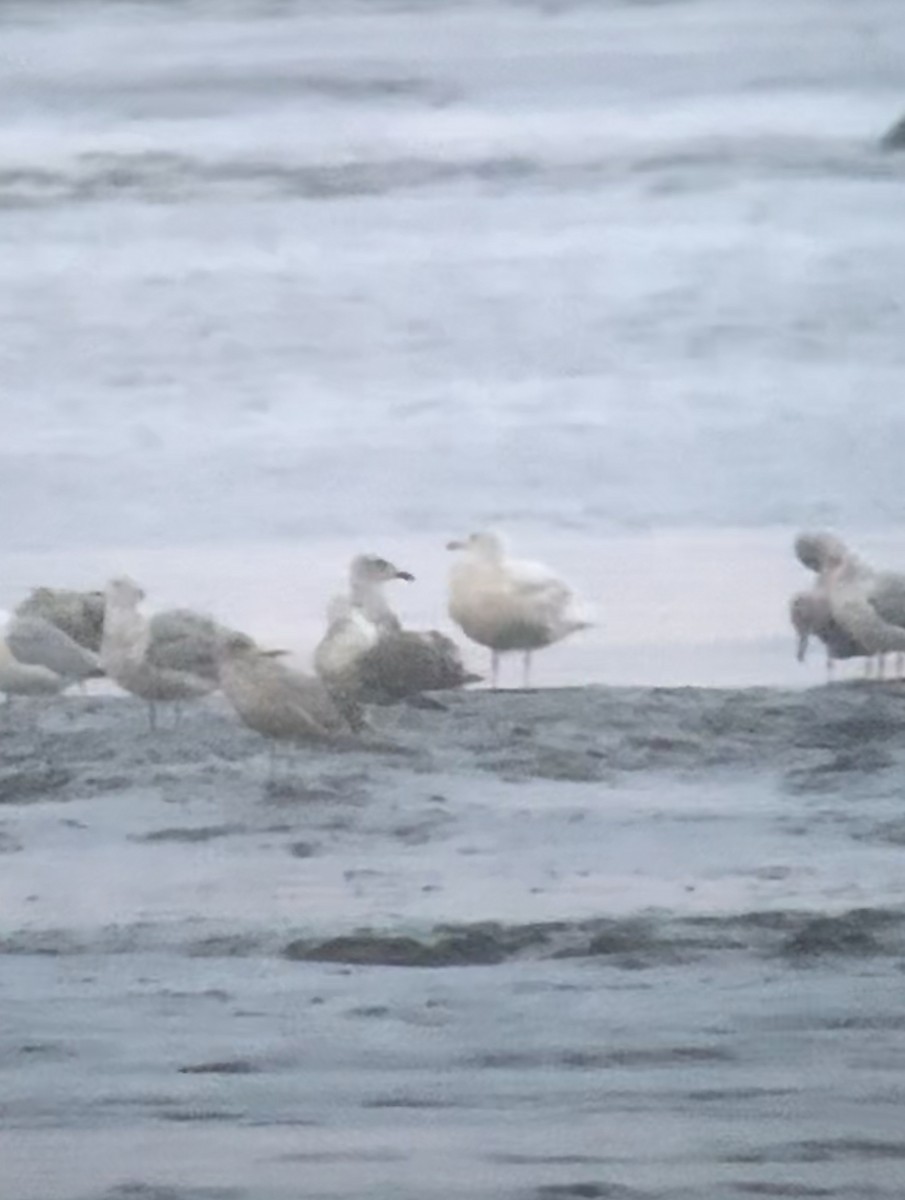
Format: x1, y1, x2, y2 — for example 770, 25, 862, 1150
315, 556, 479, 712
345, 554, 414, 632
6, 615, 104, 686
101, 577, 215, 729
15, 587, 106, 652
0, 639, 68, 700
20, 585, 237, 684
447, 531, 592, 687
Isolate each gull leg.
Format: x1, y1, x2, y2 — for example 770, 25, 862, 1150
826, 655, 834, 684
491, 651, 500, 690
522, 651, 532, 689
878, 655, 887, 682
864, 657, 874, 680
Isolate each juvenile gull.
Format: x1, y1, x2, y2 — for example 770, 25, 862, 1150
315, 555, 479, 713
220, 633, 374, 755
101, 577, 215, 729
0, 639, 67, 700
146, 608, 240, 682
6, 615, 104, 686
447, 531, 592, 688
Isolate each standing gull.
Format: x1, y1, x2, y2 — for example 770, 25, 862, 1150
447, 531, 592, 688
315, 555, 479, 714
101, 577, 215, 729
219, 634, 403, 774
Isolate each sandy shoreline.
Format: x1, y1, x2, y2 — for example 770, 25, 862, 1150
3, 682, 905, 1198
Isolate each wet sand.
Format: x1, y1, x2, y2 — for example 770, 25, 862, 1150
3, 681, 905, 1198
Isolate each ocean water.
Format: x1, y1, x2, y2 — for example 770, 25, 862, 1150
2, 0, 905, 557
4, 7, 905, 1198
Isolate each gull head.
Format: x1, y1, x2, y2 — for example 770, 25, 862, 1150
446, 531, 504, 562
794, 531, 849, 574
105, 576, 146, 606
350, 554, 415, 586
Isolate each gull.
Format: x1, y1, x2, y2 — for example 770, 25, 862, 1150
101, 577, 215, 729
789, 590, 867, 681
15, 587, 106, 653
0, 639, 67, 701
315, 555, 479, 714
824, 549, 905, 680
345, 553, 414, 632
221, 634, 357, 746
794, 531, 853, 576
794, 531, 905, 680
447, 531, 592, 688
5, 615, 104, 686
218, 635, 403, 777
18, 585, 236, 684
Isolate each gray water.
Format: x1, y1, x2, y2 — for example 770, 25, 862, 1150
3, 2, 905, 1196
2, 0, 905, 552
4, 686, 905, 1198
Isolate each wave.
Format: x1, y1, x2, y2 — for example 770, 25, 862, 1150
4, 907, 904, 966
0, 140, 899, 208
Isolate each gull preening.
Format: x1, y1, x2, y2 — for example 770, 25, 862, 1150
790, 531, 868, 678
101, 577, 215, 729
789, 590, 866, 680
447, 531, 592, 687
792, 530, 905, 681
825, 554, 905, 678
315, 554, 479, 715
